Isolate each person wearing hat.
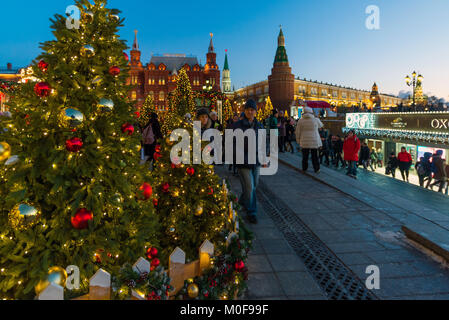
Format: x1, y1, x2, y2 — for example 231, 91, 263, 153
209, 111, 223, 131
231, 99, 264, 224
295, 106, 323, 173
196, 107, 212, 135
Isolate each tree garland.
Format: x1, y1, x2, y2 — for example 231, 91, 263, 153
176, 226, 252, 300
112, 264, 174, 300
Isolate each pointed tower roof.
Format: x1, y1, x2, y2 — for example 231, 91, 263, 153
278, 26, 285, 47
132, 30, 139, 50
208, 33, 214, 53
274, 26, 288, 64
223, 49, 229, 70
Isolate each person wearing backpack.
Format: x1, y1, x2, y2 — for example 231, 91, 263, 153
415, 157, 426, 187
429, 150, 446, 192
141, 112, 162, 165
420, 152, 433, 189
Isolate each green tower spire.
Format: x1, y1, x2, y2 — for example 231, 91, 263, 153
224, 51, 229, 70
274, 26, 288, 63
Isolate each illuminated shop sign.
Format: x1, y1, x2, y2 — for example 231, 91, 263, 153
346, 112, 449, 133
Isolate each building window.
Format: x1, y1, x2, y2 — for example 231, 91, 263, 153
341, 92, 347, 98
131, 91, 137, 100
256, 88, 262, 95
149, 78, 155, 85
321, 89, 327, 96
159, 91, 165, 101
264, 86, 269, 94
149, 91, 154, 99
159, 78, 165, 85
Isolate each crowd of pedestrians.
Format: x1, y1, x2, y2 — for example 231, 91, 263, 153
138, 100, 449, 227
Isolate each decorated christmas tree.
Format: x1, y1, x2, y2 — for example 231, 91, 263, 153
160, 69, 195, 136
138, 94, 156, 128
257, 96, 274, 122
223, 99, 234, 123
151, 75, 230, 259
0, 0, 158, 299
150, 74, 253, 299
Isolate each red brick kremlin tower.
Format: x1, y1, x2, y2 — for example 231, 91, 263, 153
268, 26, 295, 112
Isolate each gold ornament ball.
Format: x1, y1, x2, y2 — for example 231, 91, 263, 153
165, 137, 173, 145
83, 11, 94, 23
195, 206, 203, 216
0, 141, 11, 162
187, 283, 199, 299
35, 266, 68, 295
110, 14, 120, 22
92, 76, 102, 85
60, 108, 84, 128
172, 187, 180, 197
80, 45, 95, 58
9, 203, 40, 230
98, 98, 114, 111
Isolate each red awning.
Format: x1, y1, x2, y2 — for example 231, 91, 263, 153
303, 101, 332, 109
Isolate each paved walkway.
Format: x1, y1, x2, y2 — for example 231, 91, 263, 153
289, 145, 449, 217
216, 153, 449, 299
216, 166, 327, 300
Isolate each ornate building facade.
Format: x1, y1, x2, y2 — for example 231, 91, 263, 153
0, 63, 22, 112
229, 27, 404, 113
128, 31, 221, 110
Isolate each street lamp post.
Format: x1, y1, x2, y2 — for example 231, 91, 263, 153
405, 71, 423, 112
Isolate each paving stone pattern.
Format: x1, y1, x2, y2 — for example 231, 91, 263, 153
216, 149, 449, 299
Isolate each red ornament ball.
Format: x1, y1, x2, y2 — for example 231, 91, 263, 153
146, 247, 158, 259
151, 258, 160, 267
171, 163, 176, 169
38, 60, 49, 72
134, 111, 141, 118
71, 208, 93, 229
234, 260, 245, 272
152, 198, 158, 207
109, 66, 121, 76
155, 145, 161, 153
123, 52, 129, 62
153, 152, 162, 161
162, 183, 170, 193
121, 123, 134, 135
208, 187, 214, 195
139, 183, 153, 200
186, 167, 195, 176
66, 137, 83, 152
34, 82, 51, 97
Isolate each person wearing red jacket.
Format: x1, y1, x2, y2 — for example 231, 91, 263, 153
397, 147, 413, 182
343, 130, 361, 178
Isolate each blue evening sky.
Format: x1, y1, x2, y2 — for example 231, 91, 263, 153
1, 0, 448, 99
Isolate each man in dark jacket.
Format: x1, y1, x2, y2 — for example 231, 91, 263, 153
232, 99, 264, 224
360, 142, 372, 170
333, 135, 345, 168
429, 150, 446, 192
